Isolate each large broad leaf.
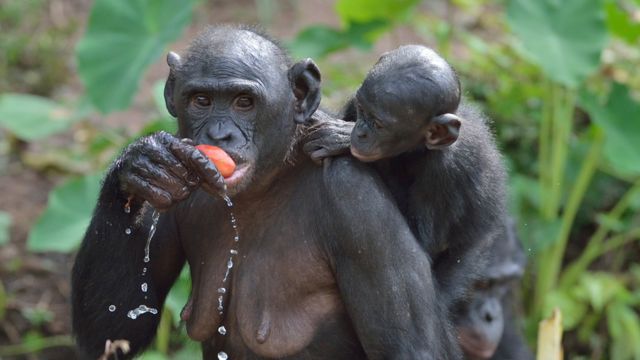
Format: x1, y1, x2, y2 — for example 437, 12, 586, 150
76, 0, 199, 113
28, 173, 103, 252
336, 0, 420, 24
288, 20, 388, 59
0, 212, 11, 245
580, 83, 640, 177
507, 0, 608, 88
0, 94, 78, 140
607, 303, 640, 359
606, 1, 640, 44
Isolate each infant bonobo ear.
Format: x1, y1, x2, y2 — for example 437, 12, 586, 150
288, 58, 321, 125
425, 113, 461, 150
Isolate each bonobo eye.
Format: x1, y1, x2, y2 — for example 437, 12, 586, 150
233, 95, 254, 111
191, 94, 212, 108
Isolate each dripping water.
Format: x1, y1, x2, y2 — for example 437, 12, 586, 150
215, 192, 241, 355
144, 210, 160, 263
127, 304, 158, 319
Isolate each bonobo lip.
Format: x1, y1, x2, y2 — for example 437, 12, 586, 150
350, 147, 382, 162
457, 328, 498, 359
224, 163, 251, 187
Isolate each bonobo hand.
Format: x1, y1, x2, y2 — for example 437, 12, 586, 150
302, 111, 354, 164
114, 131, 225, 210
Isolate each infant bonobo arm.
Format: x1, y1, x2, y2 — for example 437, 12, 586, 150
323, 158, 458, 359
303, 110, 354, 164
72, 131, 225, 359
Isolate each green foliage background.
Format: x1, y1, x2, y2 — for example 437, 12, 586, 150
1, 0, 640, 358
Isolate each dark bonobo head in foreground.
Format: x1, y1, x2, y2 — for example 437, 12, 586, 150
164, 25, 321, 195
350, 45, 462, 162
454, 218, 531, 360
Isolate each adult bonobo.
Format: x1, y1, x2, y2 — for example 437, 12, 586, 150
72, 26, 457, 359
454, 218, 533, 360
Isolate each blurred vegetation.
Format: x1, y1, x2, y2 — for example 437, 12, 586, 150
1, 0, 640, 358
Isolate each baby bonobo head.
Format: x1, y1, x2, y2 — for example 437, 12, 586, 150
350, 45, 461, 162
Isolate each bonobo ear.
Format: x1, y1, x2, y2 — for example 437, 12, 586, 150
425, 113, 461, 150
288, 58, 321, 125
164, 51, 182, 118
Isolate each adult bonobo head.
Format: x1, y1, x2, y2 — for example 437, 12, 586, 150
163, 25, 321, 195
350, 44, 462, 162
455, 218, 527, 360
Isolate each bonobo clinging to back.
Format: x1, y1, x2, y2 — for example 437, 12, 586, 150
304, 45, 507, 308
72, 26, 460, 359
454, 218, 533, 360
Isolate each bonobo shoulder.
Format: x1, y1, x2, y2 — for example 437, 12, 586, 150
321, 156, 391, 207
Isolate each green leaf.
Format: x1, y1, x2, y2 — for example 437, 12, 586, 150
606, 1, 640, 43
575, 272, 627, 312
287, 20, 388, 59
336, 0, 420, 24
580, 83, 640, 177
543, 289, 587, 330
27, 173, 103, 252
76, 0, 199, 113
507, 0, 608, 88
138, 351, 169, 360
607, 303, 640, 359
0, 94, 78, 140
165, 266, 191, 325
0, 212, 11, 245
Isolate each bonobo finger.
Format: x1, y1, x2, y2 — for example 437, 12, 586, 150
125, 173, 173, 210
133, 164, 191, 201
168, 140, 226, 193
310, 148, 332, 165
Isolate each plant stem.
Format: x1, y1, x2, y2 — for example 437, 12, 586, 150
560, 179, 640, 287
155, 306, 172, 354
533, 127, 603, 316
539, 80, 553, 216
598, 228, 640, 255
0, 335, 74, 357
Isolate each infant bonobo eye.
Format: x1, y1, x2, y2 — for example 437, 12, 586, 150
192, 94, 212, 108
233, 95, 254, 111
357, 102, 384, 130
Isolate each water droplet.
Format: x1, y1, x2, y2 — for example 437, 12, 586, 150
218, 351, 228, 360
230, 249, 238, 255
124, 206, 131, 214
141, 283, 148, 292
218, 326, 227, 335
456, 259, 461, 263
142, 267, 147, 275
217, 295, 224, 311
125, 228, 132, 235
528, 248, 532, 252
109, 305, 116, 312
234, 235, 239, 242
127, 304, 158, 320
227, 259, 234, 269
218, 288, 226, 294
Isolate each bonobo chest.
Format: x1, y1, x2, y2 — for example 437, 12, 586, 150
177, 183, 360, 359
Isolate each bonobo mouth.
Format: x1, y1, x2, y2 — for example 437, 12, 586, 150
457, 328, 498, 360
224, 162, 251, 188
350, 147, 382, 162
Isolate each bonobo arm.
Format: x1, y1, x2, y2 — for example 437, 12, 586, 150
72, 131, 225, 359
303, 110, 354, 164
323, 157, 460, 360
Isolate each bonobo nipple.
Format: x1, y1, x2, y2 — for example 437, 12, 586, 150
196, 144, 236, 178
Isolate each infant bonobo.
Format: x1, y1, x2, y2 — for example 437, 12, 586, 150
304, 45, 507, 308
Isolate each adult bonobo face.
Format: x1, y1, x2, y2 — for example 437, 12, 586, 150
350, 45, 461, 162
163, 27, 320, 195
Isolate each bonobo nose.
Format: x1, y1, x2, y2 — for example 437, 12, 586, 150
355, 128, 367, 139
207, 122, 233, 143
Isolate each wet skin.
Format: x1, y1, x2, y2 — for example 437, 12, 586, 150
72, 26, 456, 359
